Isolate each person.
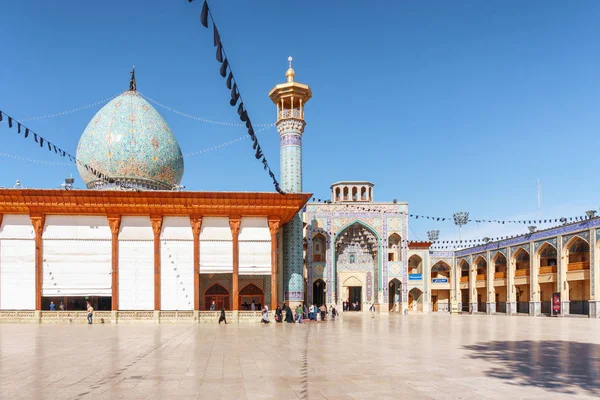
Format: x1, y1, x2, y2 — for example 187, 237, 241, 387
309, 304, 314, 321
284, 304, 294, 323
251, 300, 256, 311
59, 301, 65, 311
210, 301, 216, 311
218, 307, 227, 324
86, 301, 94, 324
331, 306, 338, 321
296, 304, 303, 323
275, 305, 282, 323
319, 304, 326, 322
49, 301, 56, 311
303, 303, 308, 320
370, 303, 375, 318
261, 306, 270, 323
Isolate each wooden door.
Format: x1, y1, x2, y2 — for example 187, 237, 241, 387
432, 295, 438, 312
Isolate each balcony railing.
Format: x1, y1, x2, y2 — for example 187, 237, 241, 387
476, 274, 486, 281
494, 271, 506, 279
514, 269, 530, 277
539, 266, 557, 274
568, 261, 590, 271
460, 276, 469, 283
279, 108, 303, 120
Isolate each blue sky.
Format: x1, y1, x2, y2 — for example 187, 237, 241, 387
0, 1, 599, 243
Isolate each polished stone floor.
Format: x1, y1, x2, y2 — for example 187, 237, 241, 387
0, 314, 599, 399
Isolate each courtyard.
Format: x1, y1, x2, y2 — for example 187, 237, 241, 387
0, 314, 599, 399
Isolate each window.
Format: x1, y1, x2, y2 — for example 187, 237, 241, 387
388, 253, 394, 262
349, 254, 356, 263
313, 254, 322, 262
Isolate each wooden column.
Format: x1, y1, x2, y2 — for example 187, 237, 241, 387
269, 219, 280, 310
191, 216, 202, 311
107, 216, 121, 311
30, 214, 45, 311
150, 216, 163, 311
229, 218, 241, 310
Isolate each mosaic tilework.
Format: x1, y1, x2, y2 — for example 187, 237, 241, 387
402, 213, 408, 303
76, 91, 184, 189
563, 231, 590, 248
591, 229, 596, 298
534, 238, 557, 253
382, 217, 388, 302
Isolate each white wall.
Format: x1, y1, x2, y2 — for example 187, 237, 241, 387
200, 217, 232, 274
239, 217, 271, 275
42, 216, 112, 297
118, 216, 154, 310
161, 217, 193, 310
0, 215, 35, 309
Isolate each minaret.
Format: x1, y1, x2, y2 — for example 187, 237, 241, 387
269, 57, 312, 306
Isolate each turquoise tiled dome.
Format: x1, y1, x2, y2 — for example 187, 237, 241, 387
76, 90, 184, 190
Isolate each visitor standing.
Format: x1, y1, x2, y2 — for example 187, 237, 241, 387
296, 304, 303, 323
86, 302, 94, 324
251, 300, 256, 311
49, 301, 56, 311
370, 303, 375, 318
59, 301, 65, 311
210, 301, 216, 311
319, 304, 326, 322
285, 304, 294, 323
218, 307, 227, 324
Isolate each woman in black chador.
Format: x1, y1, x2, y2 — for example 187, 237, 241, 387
284, 303, 294, 323
218, 307, 227, 324
275, 305, 283, 323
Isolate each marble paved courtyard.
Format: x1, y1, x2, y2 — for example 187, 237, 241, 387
1, 314, 599, 400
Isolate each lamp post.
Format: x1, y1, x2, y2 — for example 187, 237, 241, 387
427, 230, 440, 242
528, 226, 537, 233
585, 210, 597, 219
453, 212, 469, 242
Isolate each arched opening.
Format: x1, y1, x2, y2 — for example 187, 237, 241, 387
205, 283, 229, 311
388, 233, 401, 262
352, 186, 358, 201
342, 276, 362, 311
408, 255, 423, 276
239, 283, 264, 311
459, 260, 470, 311
312, 279, 326, 306
368, 187, 372, 201
431, 261, 450, 312
474, 256, 487, 313
335, 187, 341, 201
566, 237, 590, 315
343, 187, 349, 201
537, 243, 557, 314
360, 186, 367, 201
388, 278, 401, 312
492, 252, 507, 313
335, 222, 379, 306
513, 248, 530, 314
312, 233, 326, 262
408, 287, 423, 312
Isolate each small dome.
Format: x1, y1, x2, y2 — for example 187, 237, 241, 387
76, 90, 184, 190
286, 67, 295, 82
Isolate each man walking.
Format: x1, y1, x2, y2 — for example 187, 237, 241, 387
86, 301, 94, 324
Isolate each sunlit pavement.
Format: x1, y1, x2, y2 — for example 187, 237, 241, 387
0, 313, 599, 399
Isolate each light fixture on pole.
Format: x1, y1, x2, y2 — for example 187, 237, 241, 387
585, 210, 597, 219
13, 180, 23, 189
483, 237, 491, 243
528, 226, 537, 233
427, 230, 440, 242
453, 212, 469, 241
61, 176, 75, 190
559, 217, 567, 225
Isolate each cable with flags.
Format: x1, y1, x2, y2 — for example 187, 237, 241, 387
0, 110, 148, 191
189, 0, 284, 194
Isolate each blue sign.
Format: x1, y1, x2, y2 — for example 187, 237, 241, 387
432, 278, 448, 284
408, 274, 422, 281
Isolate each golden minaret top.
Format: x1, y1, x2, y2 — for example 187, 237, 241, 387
269, 56, 312, 122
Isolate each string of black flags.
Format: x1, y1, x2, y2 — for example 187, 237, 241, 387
0, 110, 140, 191
189, 0, 284, 194
308, 196, 594, 225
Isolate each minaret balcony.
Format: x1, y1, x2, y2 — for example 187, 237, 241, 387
278, 108, 304, 121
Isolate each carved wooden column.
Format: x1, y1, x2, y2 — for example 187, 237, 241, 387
229, 218, 241, 310
107, 216, 121, 311
191, 216, 202, 311
150, 216, 163, 311
269, 219, 280, 310
30, 214, 45, 311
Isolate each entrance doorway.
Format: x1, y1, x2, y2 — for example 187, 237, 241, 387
348, 286, 362, 311
432, 295, 438, 311
205, 284, 229, 311
239, 283, 264, 310
389, 278, 401, 312
313, 279, 326, 306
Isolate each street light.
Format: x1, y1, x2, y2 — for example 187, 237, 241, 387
585, 210, 597, 219
453, 212, 469, 241
427, 230, 440, 242
528, 226, 537, 233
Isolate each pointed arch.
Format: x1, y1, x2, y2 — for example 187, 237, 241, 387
312, 233, 326, 262
512, 246, 529, 260
204, 283, 229, 311
565, 235, 590, 252
408, 254, 423, 274
342, 275, 362, 287
491, 251, 507, 264
536, 242, 557, 256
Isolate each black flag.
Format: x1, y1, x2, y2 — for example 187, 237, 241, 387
200, 1, 209, 27
213, 24, 220, 47
216, 43, 223, 63
226, 72, 233, 89
220, 59, 229, 77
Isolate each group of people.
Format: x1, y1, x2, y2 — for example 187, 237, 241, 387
271, 303, 338, 324
49, 301, 66, 311
342, 300, 361, 312
49, 300, 95, 324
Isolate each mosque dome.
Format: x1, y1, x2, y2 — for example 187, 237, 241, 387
76, 77, 184, 190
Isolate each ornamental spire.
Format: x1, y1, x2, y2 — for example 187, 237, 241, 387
129, 66, 137, 91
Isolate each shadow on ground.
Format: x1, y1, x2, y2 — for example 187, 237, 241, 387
463, 340, 600, 396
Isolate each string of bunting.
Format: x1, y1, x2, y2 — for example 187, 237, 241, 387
0, 110, 145, 190
309, 196, 592, 225
190, 0, 284, 194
